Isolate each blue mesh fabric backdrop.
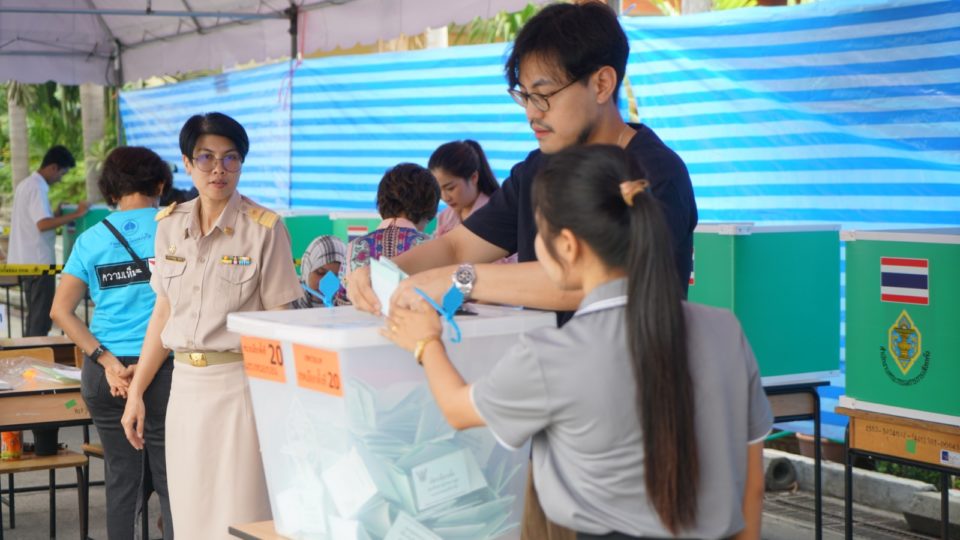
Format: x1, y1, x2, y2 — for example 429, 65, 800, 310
122, 0, 960, 230
120, 0, 960, 439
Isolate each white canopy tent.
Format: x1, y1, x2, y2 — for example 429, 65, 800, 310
0, 0, 549, 85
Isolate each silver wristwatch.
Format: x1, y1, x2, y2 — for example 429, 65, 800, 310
452, 263, 477, 299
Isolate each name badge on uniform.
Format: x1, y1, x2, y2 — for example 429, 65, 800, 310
165, 255, 185, 263
95, 261, 151, 289
221, 255, 252, 266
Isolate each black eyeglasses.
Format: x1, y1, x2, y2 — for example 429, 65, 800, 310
508, 77, 583, 112
192, 152, 242, 173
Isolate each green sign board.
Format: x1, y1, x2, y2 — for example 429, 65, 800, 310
844, 228, 960, 421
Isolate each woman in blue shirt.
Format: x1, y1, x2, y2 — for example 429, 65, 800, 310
51, 146, 174, 540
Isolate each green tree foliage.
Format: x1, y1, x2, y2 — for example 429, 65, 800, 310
451, 3, 544, 45
2, 82, 117, 207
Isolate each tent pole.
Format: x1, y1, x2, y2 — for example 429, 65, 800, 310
287, 5, 299, 61
286, 5, 299, 210
114, 39, 125, 146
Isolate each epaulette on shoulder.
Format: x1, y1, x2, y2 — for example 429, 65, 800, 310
155, 202, 178, 221
246, 206, 279, 229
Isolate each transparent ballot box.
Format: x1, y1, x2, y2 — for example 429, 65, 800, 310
227, 305, 555, 539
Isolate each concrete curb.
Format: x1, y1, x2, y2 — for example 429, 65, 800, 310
762, 449, 944, 514
903, 490, 960, 539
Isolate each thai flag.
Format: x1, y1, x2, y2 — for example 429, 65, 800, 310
880, 257, 929, 305
347, 225, 368, 242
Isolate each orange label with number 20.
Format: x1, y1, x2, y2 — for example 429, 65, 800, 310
241, 336, 286, 383
293, 344, 343, 397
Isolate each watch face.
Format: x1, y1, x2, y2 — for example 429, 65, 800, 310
455, 266, 475, 285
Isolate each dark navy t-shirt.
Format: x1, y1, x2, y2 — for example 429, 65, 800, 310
463, 123, 698, 323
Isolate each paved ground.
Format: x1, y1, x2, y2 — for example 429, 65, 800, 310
1, 425, 941, 540
762, 490, 937, 540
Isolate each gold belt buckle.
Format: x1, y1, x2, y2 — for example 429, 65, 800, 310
189, 352, 207, 367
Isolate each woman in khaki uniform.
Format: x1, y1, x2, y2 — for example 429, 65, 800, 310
121, 112, 302, 539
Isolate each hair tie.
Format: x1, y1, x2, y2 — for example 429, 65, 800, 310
620, 179, 650, 207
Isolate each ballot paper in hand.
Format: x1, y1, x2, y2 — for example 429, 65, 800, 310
370, 257, 408, 316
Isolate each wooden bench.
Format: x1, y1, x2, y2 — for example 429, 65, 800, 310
0, 450, 88, 540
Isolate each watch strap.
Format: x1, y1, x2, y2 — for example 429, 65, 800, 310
89, 345, 107, 363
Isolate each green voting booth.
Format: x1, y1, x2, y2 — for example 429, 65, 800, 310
841, 228, 960, 424
283, 211, 437, 268
281, 211, 335, 263
688, 223, 841, 384
62, 204, 112, 262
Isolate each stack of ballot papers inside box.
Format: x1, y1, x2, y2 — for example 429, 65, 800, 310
271, 378, 524, 540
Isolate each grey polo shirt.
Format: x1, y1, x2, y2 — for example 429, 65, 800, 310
470, 278, 773, 537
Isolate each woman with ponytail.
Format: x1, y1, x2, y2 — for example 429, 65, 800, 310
429, 140, 500, 237
429, 140, 517, 264
383, 145, 772, 539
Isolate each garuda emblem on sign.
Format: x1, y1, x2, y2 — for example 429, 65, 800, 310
888, 310, 922, 376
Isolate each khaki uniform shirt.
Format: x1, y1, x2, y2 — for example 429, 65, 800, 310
150, 190, 302, 352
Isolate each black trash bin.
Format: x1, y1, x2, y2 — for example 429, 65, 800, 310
31, 427, 59, 456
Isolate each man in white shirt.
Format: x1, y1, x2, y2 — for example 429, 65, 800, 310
8, 146, 90, 336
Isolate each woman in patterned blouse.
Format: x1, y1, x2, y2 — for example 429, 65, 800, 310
337, 163, 440, 304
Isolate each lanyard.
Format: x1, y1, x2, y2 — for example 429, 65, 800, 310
573, 295, 627, 318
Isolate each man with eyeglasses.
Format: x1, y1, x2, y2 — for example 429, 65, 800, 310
347, 2, 696, 324
347, 4, 696, 538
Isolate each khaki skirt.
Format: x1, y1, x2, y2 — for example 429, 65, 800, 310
165, 361, 271, 539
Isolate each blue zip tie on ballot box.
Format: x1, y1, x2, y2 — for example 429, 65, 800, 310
413, 285, 465, 343
301, 271, 342, 308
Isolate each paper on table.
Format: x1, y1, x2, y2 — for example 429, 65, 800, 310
370, 257, 408, 316
52, 366, 82, 382
32, 364, 81, 384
